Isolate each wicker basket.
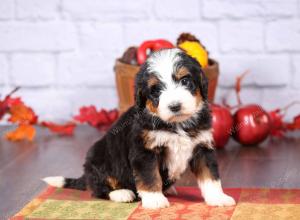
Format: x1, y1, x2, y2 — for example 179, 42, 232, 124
115, 59, 219, 113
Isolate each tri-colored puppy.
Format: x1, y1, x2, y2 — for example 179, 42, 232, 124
43, 48, 235, 209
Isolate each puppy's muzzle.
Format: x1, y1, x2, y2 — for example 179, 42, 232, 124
168, 102, 182, 113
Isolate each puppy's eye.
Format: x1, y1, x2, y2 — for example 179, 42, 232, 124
150, 85, 160, 98
180, 76, 191, 86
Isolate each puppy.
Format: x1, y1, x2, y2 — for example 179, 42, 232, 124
43, 48, 235, 209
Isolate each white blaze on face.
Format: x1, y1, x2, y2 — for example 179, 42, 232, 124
158, 85, 197, 121
147, 49, 200, 122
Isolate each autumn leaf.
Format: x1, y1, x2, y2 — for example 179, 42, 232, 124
0, 100, 7, 120
73, 106, 119, 130
107, 109, 119, 123
285, 114, 300, 131
73, 106, 109, 127
5, 124, 36, 141
6, 97, 24, 108
8, 103, 38, 124
0, 87, 22, 120
41, 121, 76, 136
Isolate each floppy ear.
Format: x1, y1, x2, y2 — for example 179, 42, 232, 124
134, 64, 148, 109
199, 70, 209, 100
135, 88, 146, 108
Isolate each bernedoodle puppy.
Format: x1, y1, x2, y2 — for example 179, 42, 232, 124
43, 48, 235, 209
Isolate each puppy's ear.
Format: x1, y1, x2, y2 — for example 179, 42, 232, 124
179, 51, 209, 100
135, 88, 146, 108
134, 64, 148, 109
199, 70, 209, 100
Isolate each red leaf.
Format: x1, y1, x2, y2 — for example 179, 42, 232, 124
73, 106, 112, 128
6, 97, 24, 107
8, 103, 38, 125
41, 121, 76, 136
97, 109, 110, 125
286, 114, 300, 130
0, 87, 22, 120
107, 109, 119, 123
0, 100, 7, 120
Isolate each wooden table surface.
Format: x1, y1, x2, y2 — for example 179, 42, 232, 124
0, 126, 300, 219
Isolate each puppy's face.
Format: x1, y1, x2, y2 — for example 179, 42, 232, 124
135, 48, 208, 123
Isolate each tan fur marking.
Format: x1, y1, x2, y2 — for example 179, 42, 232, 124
146, 100, 158, 114
135, 165, 162, 192
195, 89, 203, 107
175, 67, 190, 80
168, 113, 192, 123
142, 130, 156, 150
107, 176, 120, 190
194, 159, 214, 181
147, 75, 159, 87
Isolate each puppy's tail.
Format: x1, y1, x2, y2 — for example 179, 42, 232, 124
42, 175, 86, 190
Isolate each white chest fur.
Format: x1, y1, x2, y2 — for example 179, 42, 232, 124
146, 129, 213, 180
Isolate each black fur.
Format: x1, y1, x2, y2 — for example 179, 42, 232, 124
60, 49, 219, 200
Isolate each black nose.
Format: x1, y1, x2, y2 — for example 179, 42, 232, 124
169, 102, 181, 113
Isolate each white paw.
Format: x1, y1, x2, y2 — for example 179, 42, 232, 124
109, 189, 136, 203
205, 193, 236, 207
139, 191, 170, 209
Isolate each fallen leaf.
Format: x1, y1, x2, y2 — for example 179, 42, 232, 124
6, 97, 24, 108
8, 103, 38, 124
286, 114, 300, 130
107, 109, 119, 123
0, 87, 22, 120
41, 121, 76, 136
5, 124, 36, 141
73, 106, 110, 127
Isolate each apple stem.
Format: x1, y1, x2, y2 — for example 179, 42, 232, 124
4, 87, 20, 100
281, 101, 300, 116
235, 70, 250, 106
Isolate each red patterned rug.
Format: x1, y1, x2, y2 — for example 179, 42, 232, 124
11, 187, 300, 219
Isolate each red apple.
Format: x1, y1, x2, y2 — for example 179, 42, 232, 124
211, 104, 233, 148
232, 104, 271, 145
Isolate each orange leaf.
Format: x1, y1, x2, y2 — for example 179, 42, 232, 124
8, 103, 38, 124
41, 121, 76, 136
5, 124, 36, 141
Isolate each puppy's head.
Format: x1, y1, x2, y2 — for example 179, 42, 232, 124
135, 48, 208, 123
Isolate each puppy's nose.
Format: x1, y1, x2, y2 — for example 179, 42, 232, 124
169, 102, 181, 113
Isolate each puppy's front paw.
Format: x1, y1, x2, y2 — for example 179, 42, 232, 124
139, 191, 170, 209
205, 193, 236, 207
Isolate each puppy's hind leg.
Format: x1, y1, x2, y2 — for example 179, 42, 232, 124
84, 164, 111, 199
109, 189, 136, 203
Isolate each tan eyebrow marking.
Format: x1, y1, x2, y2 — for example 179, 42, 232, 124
147, 75, 159, 88
175, 67, 190, 80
